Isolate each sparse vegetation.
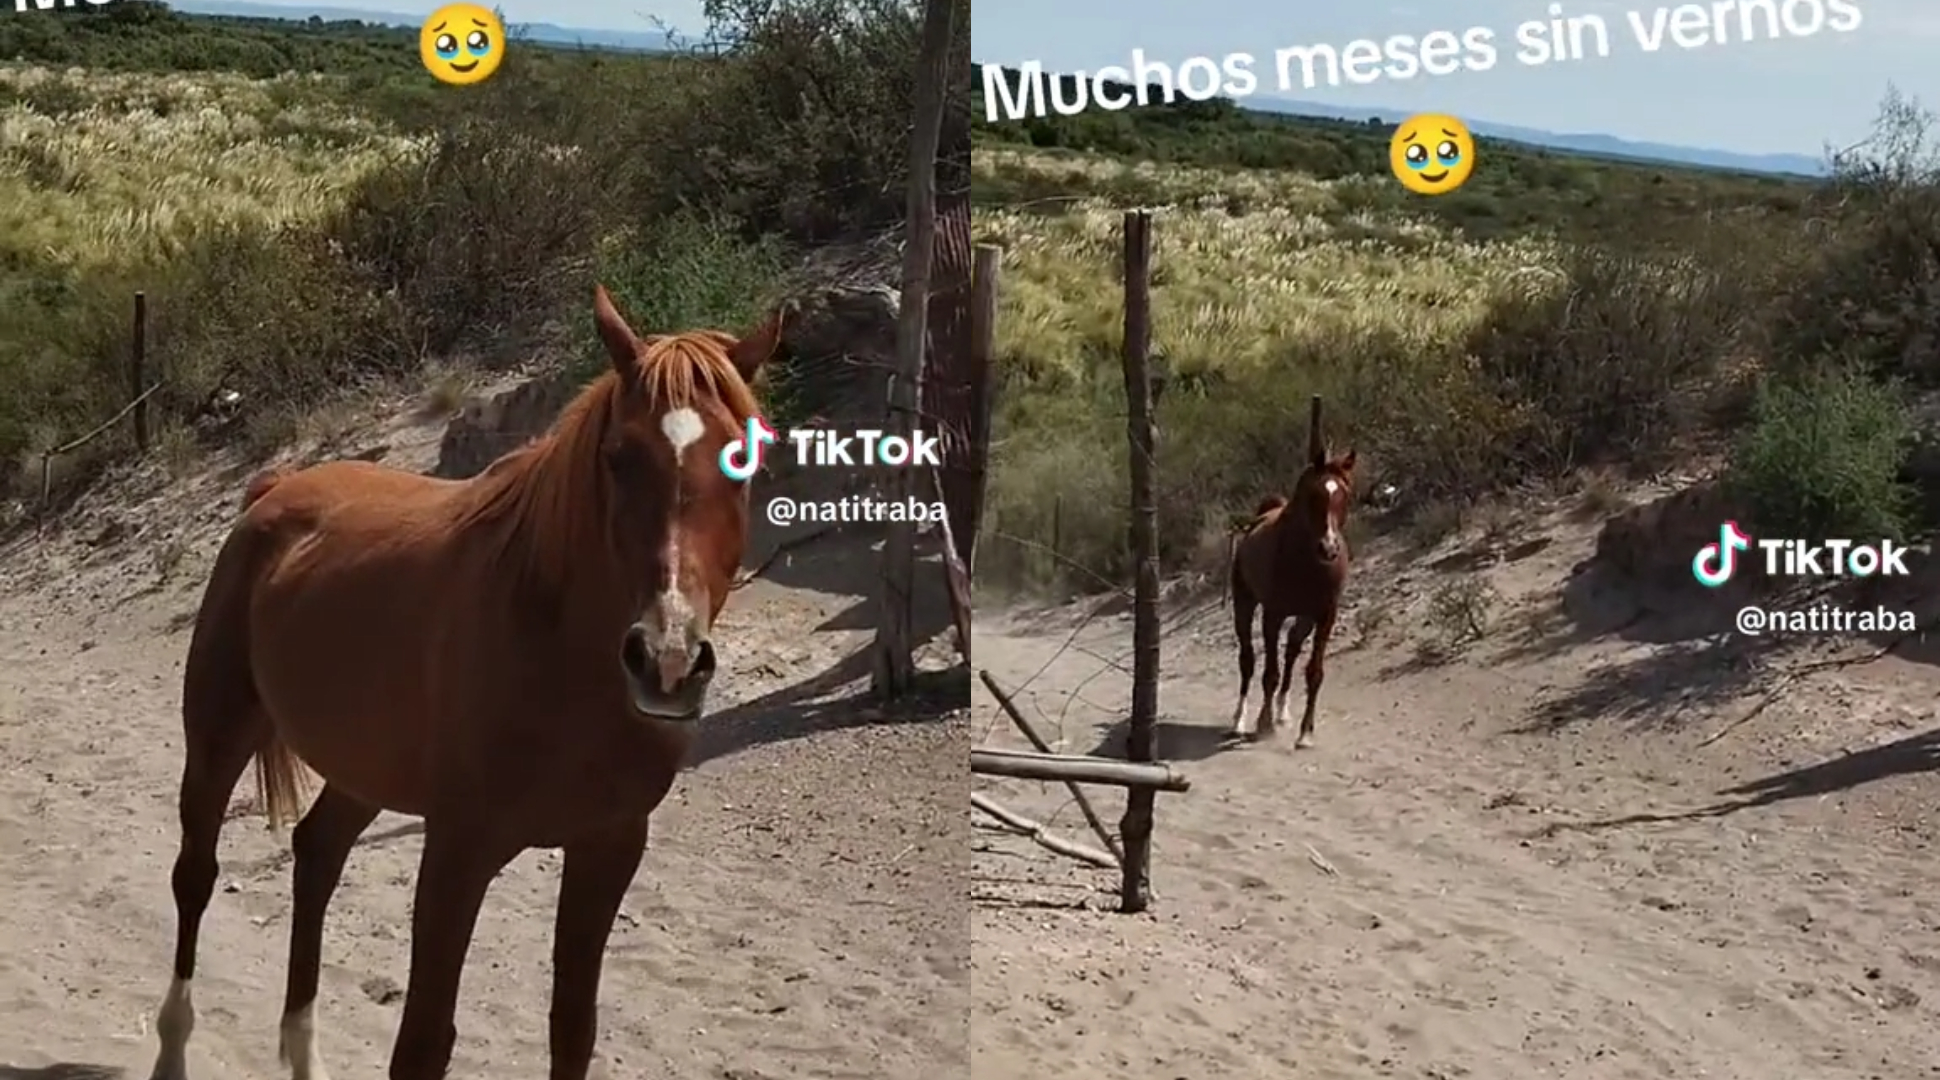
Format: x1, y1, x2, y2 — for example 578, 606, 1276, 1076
1725, 361, 1916, 541
976, 73, 1940, 593
1419, 575, 1498, 662
0, 0, 965, 502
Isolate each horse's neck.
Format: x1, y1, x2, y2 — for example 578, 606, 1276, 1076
459, 439, 631, 628
1271, 506, 1319, 546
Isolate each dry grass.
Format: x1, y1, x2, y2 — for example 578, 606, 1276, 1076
975, 144, 1771, 593
0, 65, 420, 268
977, 147, 1564, 390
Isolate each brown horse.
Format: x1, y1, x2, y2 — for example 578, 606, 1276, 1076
1228, 395, 1355, 746
146, 285, 784, 1080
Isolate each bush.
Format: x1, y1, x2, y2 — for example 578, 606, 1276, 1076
1724, 361, 1914, 540
1771, 88, 1940, 386
1464, 243, 1756, 476
576, 211, 787, 385
640, 0, 969, 244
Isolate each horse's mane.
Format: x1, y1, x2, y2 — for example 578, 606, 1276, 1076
456, 331, 760, 606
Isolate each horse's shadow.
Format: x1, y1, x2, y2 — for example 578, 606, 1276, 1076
691, 618, 965, 769
1083, 717, 1245, 764
0, 1064, 125, 1079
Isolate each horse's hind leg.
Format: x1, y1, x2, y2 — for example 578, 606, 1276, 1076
1230, 574, 1259, 737
1295, 612, 1338, 749
1273, 617, 1316, 732
149, 667, 270, 1080
280, 784, 380, 1080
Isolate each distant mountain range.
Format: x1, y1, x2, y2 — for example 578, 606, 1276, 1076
1245, 97, 1825, 178
159, 4, 1827, 178
170, 0, 677, 53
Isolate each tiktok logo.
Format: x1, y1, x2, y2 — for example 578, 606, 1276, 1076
1692, 521, 1752, 587
718, 415, 777, 481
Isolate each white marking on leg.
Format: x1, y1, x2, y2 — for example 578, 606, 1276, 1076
279, 1001, 330, 1080
1230, 692, 1249, 732
148, 977, 194, 1080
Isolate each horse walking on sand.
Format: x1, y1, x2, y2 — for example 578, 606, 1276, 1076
1228, 395, 1356, 746
146, 286, 785, 1080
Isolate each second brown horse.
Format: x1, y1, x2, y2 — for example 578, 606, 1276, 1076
1228, 395, 1356, 746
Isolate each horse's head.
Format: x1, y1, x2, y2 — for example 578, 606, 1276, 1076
591, 285, 784, 721
1291, 446, 1357, 564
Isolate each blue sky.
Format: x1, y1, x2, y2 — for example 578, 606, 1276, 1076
230, 0, 708, 35
974, 0, 1937, 155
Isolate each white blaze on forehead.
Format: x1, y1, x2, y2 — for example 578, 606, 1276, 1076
659, 406, 706, 459
1323, 478, 1339, 495
641, 406, 706, 690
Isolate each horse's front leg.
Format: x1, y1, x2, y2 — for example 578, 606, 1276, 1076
1254, 611, 1286, 738
1274, 616, 1315, 732
548, 817, 650, 1080
389, 822, 515, 1080
1296, 612, 1337, 749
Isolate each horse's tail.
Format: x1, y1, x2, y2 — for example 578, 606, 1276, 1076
253, 736, 313, 832
1253, 494, 1287, 518
233, 466, 308, 829
241, 468, 286, 510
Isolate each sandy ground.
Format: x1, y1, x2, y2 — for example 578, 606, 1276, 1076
0, 398, 967, 1079
972, 503, 1940, 1079
12, 398, 1940, 1080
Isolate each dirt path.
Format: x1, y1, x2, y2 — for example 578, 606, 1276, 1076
972, 516, 1940, 1079
0, 402, 967, 1079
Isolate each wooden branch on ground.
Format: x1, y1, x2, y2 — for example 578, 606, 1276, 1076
977, 668, 1123, 862
971, 747, 1190, 792
972, 792, 1118, 868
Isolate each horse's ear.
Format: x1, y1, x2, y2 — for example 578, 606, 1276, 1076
593, 284, 639, 378
1307, 394, 1326, 467
729, 302, 791, 382
1334, 448, 1357, 474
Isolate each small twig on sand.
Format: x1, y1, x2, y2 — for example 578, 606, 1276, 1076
1305, 844, 1338, 876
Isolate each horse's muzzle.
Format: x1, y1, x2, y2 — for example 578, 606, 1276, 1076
620, 626, 716, 721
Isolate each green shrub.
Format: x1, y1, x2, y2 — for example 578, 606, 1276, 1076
1724, 361, 1914, 540
576, 210, 787, 380
1466, 243, 1754, 476
642, 0, 968, 244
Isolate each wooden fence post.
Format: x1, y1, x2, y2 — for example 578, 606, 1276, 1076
966, 243, 1000, 576
131, 291, 148, 452
1118, 209, 1159, 914
873, 0, 956, 698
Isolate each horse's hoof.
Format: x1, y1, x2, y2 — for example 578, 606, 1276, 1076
1294, 733, 1316, 749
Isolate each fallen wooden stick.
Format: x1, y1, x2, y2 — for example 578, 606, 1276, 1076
972, 791, 1119, 868
971, 747, 1190, 792
978, 669, 1125, 862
